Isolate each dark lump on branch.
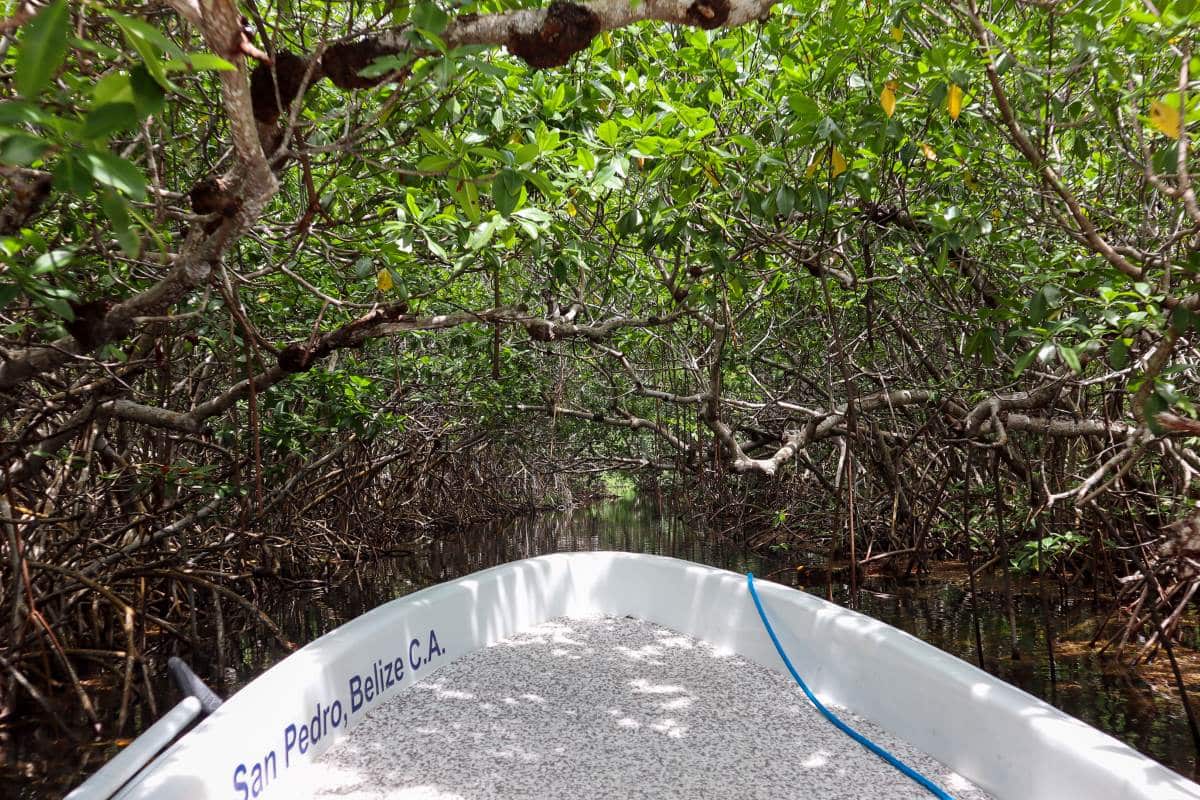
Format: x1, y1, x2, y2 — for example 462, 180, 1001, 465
508, 1, 601, 70
189, 175, 241, 232
189, 175, 238, 216
0, 172, 52, 237
66, 299, 129, 351
277, 302, 408, 374
277, 342, 318, 374
686, 0, 731, 29
249, 52, 312, 124
528, 321, 555, 341
321, 38, 399, 90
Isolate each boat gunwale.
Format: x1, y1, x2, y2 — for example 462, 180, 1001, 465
93, 552, 1198, 800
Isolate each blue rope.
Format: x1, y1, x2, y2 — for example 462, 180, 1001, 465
746, 572, 955, 800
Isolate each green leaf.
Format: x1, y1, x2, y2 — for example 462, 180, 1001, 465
462, 181, 481, 223
38, 293, 76, 321
1057, 344, 1082, 374
1012, 346, 1038, 377
130, 66, 167, 118
786, 93, 818, 120
424, 234, 448, 261
815, 116, 843, 142
103, 10, 184, 59
521, 171, 552, 201
0, 283, 20, 309
404, 192, 422, 220
413, 1, 450, 34
775, 186, 795, 217
0, 100, 49, 126
514, 142, 540, 165
617, 208, 643, 235
417, 154, 452, 173
492, 169, 523, 217
82, 103, 139, 140
72, 35, 121, 61
1109, 337, 1130, 369
164, 53, 237, 72
53, 153, 92, 194
105, 10, 178, 90
467, 217, 507, 250
964, 327, 997, 365
16, 0, 69, 98
32, 247, 74, 274
1144, 391, 1168, 433
1171, 305, 1197, 332
1156, 381, 1181, 405
135, 47, 170, 92
123, 202, 165, 254
596, 120, 619, 147
190, 53, 236, 71
416, 127, 451, 154
1027, 288, 1048, 324
0, 133, 50, 166
92, 72, 134, 107
101, 190, 140, 257
447, 173, 480, 224
513, 207, 553, 223
79, 151, 147, 200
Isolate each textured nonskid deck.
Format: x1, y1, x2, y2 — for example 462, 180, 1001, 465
305, 616, 993, 799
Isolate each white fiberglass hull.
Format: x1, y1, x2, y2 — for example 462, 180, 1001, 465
82, 552, 1197, 800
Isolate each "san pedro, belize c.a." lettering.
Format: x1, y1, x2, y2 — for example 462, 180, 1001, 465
231, 628, 445, 799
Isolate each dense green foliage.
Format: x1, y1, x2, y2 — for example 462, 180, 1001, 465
1, 0, 1199, 752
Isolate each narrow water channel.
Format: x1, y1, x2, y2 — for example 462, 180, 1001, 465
3, 500, 1195, 797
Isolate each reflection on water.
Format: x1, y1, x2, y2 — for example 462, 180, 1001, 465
3, 500, 1196, 796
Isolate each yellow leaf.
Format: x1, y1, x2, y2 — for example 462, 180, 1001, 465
880, 86, 896, 118
376, 269, 393, 292
890, 26, 903, 43
920, 142, 938, 161
806, 147, 847, 179
1149, 100, 1181, 140
703, 164, 721, 187
831, 146, 847, 177
805, 152, 821, 178
948, 84, 964, 121
566, 201, 577, 217
964, 170, 978, 190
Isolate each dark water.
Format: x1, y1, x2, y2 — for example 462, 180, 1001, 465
3, 500, 1197, 796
